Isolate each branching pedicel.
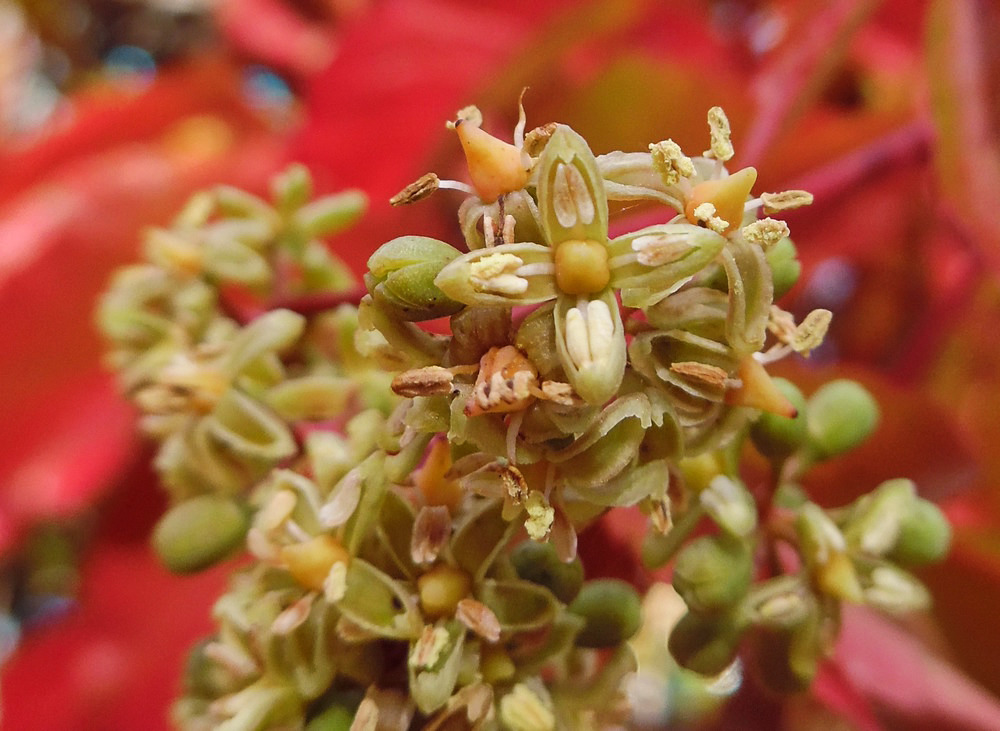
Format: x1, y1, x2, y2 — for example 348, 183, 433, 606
99, 103, 951, 730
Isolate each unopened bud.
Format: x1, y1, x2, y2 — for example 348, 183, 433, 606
568, 579, 642, 648
366, 236, 463, 321
152, 495, 247, 573
843, 478, 916, 556
668, 610, 745, 676
890, 499, 952, 565
806, 380, 879, 459
672, 535, 753, 613
511, 540, 584, 604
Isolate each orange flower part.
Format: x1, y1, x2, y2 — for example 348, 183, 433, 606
415, 438, 463, 511
684, 167, 758, 234
454, 118, 529, 202
465, 345, 539, 417
725, 355, 797, 417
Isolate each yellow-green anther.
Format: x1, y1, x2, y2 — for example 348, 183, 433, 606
741, 218, 790, 250
761, 190, 814, 214
705, 106, 734, 161
499, 683, 555, 731
649, 139, 694, 186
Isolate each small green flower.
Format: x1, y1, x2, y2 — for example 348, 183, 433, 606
436, 125, 726, 404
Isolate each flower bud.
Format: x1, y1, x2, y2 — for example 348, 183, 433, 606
152, 495, 248, 573
511, 540, 584, 604
889, 499, 952, 565
568, 579, 642, 648
806, 379, 879, 459
860, 563, 931, 613
672, 535, 753, 613
766, 236, 801, 298
366, 236, 463, 321
750, 378, 808, 460
293, 190, 366, 238
668, 610, 745, 676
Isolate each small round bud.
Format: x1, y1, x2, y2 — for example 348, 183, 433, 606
668, 610, 744, 676
418, 565, 472, 619
511, 540, 584, 604
366, 236, 463, 321
806, 379, 879, 459
890, 499, 952, 565
568, 579, 642, 648
153, 496, 248, 573
281, 535, 351, 592
766, 236, 801, 298
750, 378, 808, 460
672, 535, 753, 613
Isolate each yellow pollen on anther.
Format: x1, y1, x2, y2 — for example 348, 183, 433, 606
553, 239, 609, 295
685, 167, 758, 233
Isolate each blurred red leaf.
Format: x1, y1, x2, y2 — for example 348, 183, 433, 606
927, 0, 1000, 273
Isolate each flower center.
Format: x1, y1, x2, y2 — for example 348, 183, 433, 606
553, 239, 610, 295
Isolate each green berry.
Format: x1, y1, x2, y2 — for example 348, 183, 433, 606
806, 379, 879, 459
668, 610, 744, 676
890, 499, 951, 565
672, 535, 753, 613
767, 236, 801, 299
152, 495, 248, 573
511, 540, 584, 604
568, 579, 642, 648
750, 378, 808, 460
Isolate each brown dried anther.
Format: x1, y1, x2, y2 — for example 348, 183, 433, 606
392, 366, 456, 397
390, 173, 441, 206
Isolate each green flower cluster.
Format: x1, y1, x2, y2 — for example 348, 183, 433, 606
98, 107, 950, 730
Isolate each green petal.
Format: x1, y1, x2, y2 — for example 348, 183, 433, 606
553, 290, 626, 405
720, 236, 773, 356
608, 224, 726, 308
548, 393, 652, 495
205, 389, 297, 463
536, 125, 608, 245
434, 242, 557, 307
337, 558, 422, 639
476, 579, 559, 635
